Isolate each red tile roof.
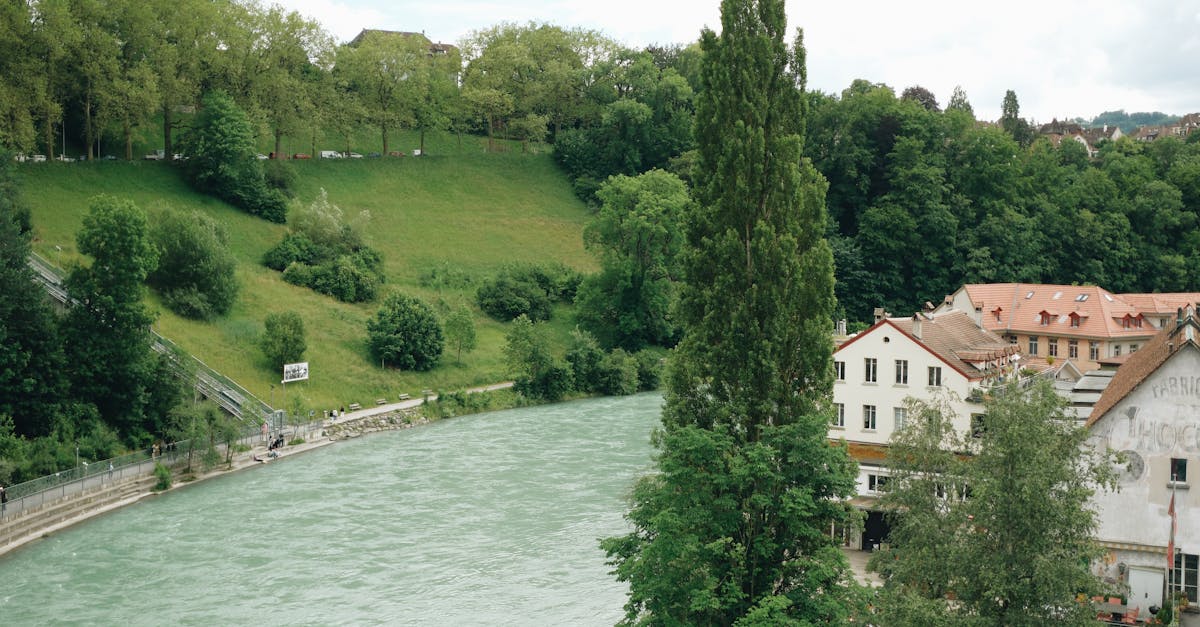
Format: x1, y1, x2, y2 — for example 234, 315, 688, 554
962, 283, 1150, 340
1087, 312, 1200, 427
837, 310, 1016, 382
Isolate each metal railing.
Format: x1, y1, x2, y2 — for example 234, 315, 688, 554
2, 412, 332, 521
26, 252, 273, 422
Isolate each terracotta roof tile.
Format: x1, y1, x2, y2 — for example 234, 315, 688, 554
887, 310, 1018, 380
1087, 314, 1200, 427
962, 283, 1150, 340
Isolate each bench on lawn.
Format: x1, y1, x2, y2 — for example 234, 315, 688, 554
376, 398, 387, 405
397, 393, 410, 401
348, 402, 361, 411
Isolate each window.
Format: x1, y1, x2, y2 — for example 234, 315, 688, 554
1113, 345, 1121, 357
928, 366, 942, 387
863, 405, 877, 430
868, 474, 889, 493
971, 413, 986, 438
1068, 340, 1078, 359
1089, 342, 1100, 361
1174, 553, 1198, 603
1028, 336, 1039, 356
864, 358, 877, 383
1070, 314, 1081, 328
1171, 458, 1188, 483
895, 359, 908, 384
894, 406, 907, 430
1048, 340, 1058, 357
834, 360, 845, 381
1130, 344, 1139, 353
832, 403, 845, 428
1006, 334, 1018, 345
1040, 312, 1052, 326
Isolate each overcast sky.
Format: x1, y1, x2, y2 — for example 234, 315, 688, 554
270, 0, 1200, 122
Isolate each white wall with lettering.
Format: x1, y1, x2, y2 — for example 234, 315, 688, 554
1089, 346, 1200, 554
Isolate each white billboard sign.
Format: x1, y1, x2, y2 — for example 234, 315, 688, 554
282, 362, 309, 383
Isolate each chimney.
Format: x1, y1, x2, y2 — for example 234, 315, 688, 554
874, 307, 889, 323
836, 319, 847, 336
912, 313, 923, 339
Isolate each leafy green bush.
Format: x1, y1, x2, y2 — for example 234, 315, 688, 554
476, 263, 581, 321
566, 328, 605, 393
147, 210, 239, 320
367, 293, 444, 371
634, 349, 663, 391
153, 462, 171, 491
263, 159, 298, 197
597, 348, 640, 396
260, 312, 306, 371
477, 274, 552, 321
263, 190, 383, 303
178, 91, 285, 223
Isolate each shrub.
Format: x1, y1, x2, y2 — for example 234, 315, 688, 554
147, 210, 239, 320
477, 274, 551, 321
260, 312, 306, 371
153, 462, 171, 491
263, 159, 298, 197
597, 348, 640, 396
634, 349, 663, 391
178, 91, 284, 222
263, 233, 322, 270
514, 363, 573, 402
476, 263, 581, 322
566, 329, 605, 393
367, 293, 444, 371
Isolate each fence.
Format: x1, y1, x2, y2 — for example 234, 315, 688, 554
1, 412, 332, 520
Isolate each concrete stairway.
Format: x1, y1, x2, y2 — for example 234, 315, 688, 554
0, 476, 158, 555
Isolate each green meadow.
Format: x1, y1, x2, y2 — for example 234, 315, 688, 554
19, 131, 595, 412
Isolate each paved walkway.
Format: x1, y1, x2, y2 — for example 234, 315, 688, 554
842, 547, 883, 588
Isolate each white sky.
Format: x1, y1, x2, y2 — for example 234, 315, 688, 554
269, 0, 1200, 122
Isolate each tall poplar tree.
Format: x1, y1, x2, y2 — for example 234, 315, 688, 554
602, 1, 859, 623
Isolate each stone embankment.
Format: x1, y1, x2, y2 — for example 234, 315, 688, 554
324, 408, 426, 440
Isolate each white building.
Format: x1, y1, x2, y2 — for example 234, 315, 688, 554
831, 310, 1019, 549
1086, 309, 1200, 618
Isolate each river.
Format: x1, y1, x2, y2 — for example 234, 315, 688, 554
0, 393, 663, 626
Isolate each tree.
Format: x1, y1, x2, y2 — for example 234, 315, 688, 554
337, 30, 427, 155
901, 85, 940, 112
147, 209, 239, 319
947, 85, 974, 117
260, 312, 306, 372
443, 306, 477, 364
0, 152, 65, 437
179, 90, 287, 222
61, 195, 159, 439
504, 314, 571, 401
873, 381, 1117, 626
999, 89, 1033, 146
366, 293, 444, 371
575, 169, 687, 350
602, 2, 858, 623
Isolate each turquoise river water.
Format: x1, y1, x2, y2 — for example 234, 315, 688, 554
0, 393, 663, 626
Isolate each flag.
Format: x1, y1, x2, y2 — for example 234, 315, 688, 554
1168, 490, 1177, 571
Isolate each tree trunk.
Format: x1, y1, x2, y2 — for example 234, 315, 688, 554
163, 105, 174, 160
274, 127, 283, 159
382, 125, 389, 155
486, 116, 494, 153
44, 115, 54, 161
419, 128, 426, 155
85, 91, 95, 161
124, 119, 133, 161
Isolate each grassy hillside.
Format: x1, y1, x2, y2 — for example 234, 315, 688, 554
19, 131, 594, 412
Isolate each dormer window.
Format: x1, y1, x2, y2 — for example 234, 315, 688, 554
1121, 314, 1143, 329
993, 307, 1003, 322
1039, 311, 1052, 326
1069, 313, 1081, 328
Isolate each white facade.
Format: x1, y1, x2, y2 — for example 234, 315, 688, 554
1088, 345, 1200, 613
833, 321, 983, 446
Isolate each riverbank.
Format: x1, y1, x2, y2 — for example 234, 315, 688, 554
0, 383, 514, 558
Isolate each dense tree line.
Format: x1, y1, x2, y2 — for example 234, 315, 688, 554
0, 157, 196, 484
806, 82, 1200, 324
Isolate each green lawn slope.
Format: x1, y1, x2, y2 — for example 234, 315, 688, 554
19, 131, 594, 412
